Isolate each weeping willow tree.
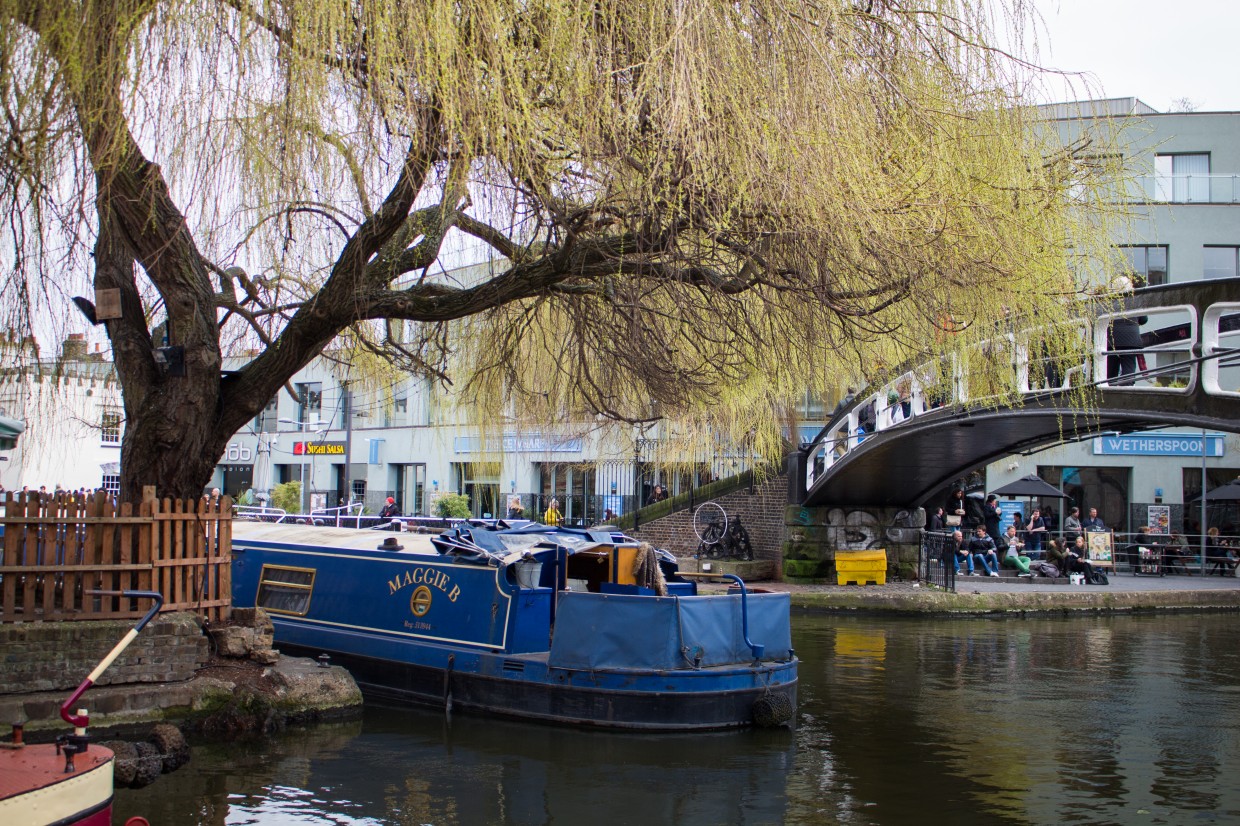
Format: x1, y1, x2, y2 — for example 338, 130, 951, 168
0, 0, 1118, 500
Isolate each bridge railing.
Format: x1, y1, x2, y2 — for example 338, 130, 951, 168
1202, 301, 1240, 398
804, 295, 1239, 493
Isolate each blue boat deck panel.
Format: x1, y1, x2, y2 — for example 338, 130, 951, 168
548, 591, 793, 670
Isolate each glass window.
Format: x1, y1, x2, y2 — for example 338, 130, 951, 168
254, 395, 278, 433
1203, 246, 1239, 280
101, 473, 120, 493
296, 382, 322, 423
1154, 153, 1209, 202
1038, 465, 1132, 534
1119, 245, 1168, 286
256, 565, 316, 615
100, 408, 122, 444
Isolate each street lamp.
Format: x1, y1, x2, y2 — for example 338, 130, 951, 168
279, 418, 325, 514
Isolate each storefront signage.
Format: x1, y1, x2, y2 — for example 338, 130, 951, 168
1093, 433, 1224, 457
453, 434, 583, 454
294, 441, 346, 456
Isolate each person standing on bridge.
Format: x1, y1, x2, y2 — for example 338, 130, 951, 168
1107, 314, 1148, 385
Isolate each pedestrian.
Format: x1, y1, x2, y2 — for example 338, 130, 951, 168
1025, 507, 1047, 553
543, 498, 562, 526
649, 484, 667, 504
983, 494, 1002, 544
946, 488, 967, 528
380, 496, 400, 519
1107, 313, 1147, 385
1082, 507, 1106, 532
1064, 506, 1082, 543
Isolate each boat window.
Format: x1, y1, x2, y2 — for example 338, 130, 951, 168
256, 565, 316, 616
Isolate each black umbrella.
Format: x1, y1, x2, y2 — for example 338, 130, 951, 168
1190, 479, 1240, 502
989, 474, 1070, 499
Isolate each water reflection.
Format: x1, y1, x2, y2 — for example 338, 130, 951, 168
116, 614, 1240, 825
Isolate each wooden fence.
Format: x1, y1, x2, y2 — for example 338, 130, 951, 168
0, 487, 232, 623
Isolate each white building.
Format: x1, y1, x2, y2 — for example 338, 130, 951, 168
0, 333, 123, 493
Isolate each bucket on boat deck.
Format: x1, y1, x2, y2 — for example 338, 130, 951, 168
514, 561, 543, 589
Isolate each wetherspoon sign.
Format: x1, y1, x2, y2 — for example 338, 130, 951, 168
1093, 433, 1224, 457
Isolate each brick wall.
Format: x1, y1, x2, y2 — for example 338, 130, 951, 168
0, 613, 208, 694
631, 474, 789, 563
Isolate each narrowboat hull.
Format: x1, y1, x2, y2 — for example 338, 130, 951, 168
232, 523, 798, 731
0, 744, 114, 826
273, 636, 798, 731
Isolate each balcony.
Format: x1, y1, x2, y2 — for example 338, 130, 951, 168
1129, 174, 1240, 204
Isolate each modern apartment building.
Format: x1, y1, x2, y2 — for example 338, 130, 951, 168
983, 99, 1240, 533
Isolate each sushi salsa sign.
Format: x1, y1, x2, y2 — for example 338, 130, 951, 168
293, 441, 346, 455
389, 565, 461, 632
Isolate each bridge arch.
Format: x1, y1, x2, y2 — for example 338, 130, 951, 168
798, 278, 1240, 508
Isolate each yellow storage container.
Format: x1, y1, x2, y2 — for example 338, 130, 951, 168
835, 549, 887, 586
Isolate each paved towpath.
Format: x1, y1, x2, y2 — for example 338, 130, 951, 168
703, 571, 1240, 614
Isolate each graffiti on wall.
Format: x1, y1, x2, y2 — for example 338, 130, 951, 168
823, 507, 923, 550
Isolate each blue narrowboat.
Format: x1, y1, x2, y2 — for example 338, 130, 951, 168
230, 521, 797, 730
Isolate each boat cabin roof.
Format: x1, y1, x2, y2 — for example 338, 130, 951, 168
232, 521, 439, 554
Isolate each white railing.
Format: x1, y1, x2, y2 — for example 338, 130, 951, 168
309, 501, 367, 527
804, 301, 1233, 492
234, 505, 290, 523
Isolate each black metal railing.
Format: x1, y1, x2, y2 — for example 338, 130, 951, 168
1101, 531, 1239, 577
921, 530, 957, 592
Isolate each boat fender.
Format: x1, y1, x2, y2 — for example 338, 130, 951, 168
751, 692, 794, 728
443, 654, 455, 718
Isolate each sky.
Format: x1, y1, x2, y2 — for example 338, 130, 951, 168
1028, 0, 1240, 112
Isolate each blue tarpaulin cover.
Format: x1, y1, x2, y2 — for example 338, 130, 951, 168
548, 592, 792, 670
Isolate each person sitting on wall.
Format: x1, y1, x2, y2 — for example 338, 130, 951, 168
380, 496, 401, 519
1057, 535, 1098, 583
948, 530, 971, 575
999, 525, 1032, 576
967, 525, 1000, 577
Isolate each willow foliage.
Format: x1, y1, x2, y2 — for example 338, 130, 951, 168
0, 0, 1118, 494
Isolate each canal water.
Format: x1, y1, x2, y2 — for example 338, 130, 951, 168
115, 613, 1240, 824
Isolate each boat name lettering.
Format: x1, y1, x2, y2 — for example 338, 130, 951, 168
388, 567, 460, 602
